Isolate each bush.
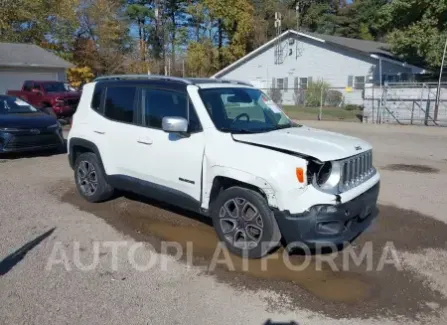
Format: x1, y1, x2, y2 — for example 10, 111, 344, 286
293, 88, 305, 106
345, 104, 364, 111
305, 79, 331, 107
325, 90, 343, 107
268, 87, 282, 104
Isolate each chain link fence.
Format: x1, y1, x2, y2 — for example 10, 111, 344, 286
363, 83, 447, 126
258, 86, 364, 122
255, 82, 447, 126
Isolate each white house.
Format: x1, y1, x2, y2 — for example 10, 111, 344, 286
212, 30, 427, 105
0, 42, 73, 95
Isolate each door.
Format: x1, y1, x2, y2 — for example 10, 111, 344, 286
100, 84, 141, 178
132, 87, 205, 202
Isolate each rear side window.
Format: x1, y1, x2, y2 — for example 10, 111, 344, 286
91, 84, 103, 111
104, 86, 137, 124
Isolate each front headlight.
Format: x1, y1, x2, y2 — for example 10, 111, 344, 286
313, 161, 342, 194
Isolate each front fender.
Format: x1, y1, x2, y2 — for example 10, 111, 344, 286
201, 166, 278, 210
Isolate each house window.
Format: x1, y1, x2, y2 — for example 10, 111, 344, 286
294, 77, 299, 89
354, 76, 366, 89
299, 77, 308, 90
347, 75, 354, 87
284, 78, 288, 92
277, 78, 284, 90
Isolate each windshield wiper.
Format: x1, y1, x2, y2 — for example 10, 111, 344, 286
267, 122, 302, 132
219, 127, 267, 134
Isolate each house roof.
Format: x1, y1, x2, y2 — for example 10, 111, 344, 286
212, 30, 426, 78
303, 32, 392, 56
0, 42, 74, 69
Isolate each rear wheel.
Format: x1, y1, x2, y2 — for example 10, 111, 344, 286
211, 186, 281, 259
74, 152, 114, 202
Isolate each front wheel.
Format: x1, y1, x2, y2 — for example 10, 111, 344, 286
211, 186, 281, 259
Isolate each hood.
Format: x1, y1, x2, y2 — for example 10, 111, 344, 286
232, 126, 372, 162
0, 112, 58, 129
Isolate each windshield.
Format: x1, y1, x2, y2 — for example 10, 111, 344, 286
199, 87, 295, 133
42, 82, 68, 93
0, 96, 38, 114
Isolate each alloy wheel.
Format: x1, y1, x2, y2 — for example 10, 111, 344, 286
218, 198, 264, 250
76, 161, 98, 196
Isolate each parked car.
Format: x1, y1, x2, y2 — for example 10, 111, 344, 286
67, 75, 380, 258
7, 80, 80, 119
0, 95, 64, 153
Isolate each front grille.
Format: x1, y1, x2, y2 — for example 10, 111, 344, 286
339, 150, 376, 192
4, 134, 62, 150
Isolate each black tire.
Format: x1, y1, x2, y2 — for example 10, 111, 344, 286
74, 152, 114, 203
211, 186, 281, 259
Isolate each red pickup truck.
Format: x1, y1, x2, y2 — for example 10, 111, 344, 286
7, 80, 81, 118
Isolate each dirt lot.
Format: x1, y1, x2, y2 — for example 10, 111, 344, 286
1, 122, 447, 325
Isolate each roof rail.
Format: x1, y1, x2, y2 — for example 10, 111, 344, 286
94, 74, 192, 84
93, 74, 252, 87
188, 78, 252, 86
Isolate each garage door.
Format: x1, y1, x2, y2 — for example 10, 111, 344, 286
0, 70, 58, 95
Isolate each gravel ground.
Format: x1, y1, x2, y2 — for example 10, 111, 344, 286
0, 122, 446, 325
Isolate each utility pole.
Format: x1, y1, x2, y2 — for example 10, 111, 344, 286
296, 2, 300, 31
434, 35, 447, 122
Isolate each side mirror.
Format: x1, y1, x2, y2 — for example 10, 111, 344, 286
32, 88, 42, 95
162, 116, 188, 134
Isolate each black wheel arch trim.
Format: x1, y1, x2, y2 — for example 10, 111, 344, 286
68, 137, 105, 174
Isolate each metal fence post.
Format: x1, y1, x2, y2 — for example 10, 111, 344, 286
318, 86, 323, 120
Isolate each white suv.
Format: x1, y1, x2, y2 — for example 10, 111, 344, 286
68, 75, 380, 258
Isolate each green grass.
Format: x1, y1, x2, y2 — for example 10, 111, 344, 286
282, 105, 362, 122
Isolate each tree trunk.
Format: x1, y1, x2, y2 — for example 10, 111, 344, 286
218, 18, 223, 70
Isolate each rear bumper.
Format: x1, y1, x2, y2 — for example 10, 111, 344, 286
274, 182, 380, 248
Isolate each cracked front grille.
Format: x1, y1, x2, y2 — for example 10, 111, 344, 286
339, 150, 376, 192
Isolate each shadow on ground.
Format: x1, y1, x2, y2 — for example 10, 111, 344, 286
0, 228, 55, 276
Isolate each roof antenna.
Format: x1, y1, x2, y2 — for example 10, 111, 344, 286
274, 12, 282, 65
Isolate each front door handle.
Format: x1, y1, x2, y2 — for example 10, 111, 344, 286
137, 139, 153, 145
94, 130, 105, 135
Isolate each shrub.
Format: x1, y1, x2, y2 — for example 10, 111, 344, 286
268, 87, 282, 104
305, 79, 331, 107
293, 88, 305, 106
325, 90, 343, 107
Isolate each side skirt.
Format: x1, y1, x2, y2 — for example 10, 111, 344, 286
107, 175, 207, 216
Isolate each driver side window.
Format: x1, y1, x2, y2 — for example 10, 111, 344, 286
143, 88, 201, 133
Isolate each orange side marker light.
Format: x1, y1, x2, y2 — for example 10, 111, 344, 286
296, 168, 305, 183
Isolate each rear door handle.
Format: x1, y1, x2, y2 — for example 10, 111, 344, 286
94, 130, 105, 135
137, 139, 153, 145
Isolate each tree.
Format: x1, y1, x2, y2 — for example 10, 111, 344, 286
76, 0, 132, 75
68, 66, 95, 88
379, 0, 447, 68
0, 0, 79, 44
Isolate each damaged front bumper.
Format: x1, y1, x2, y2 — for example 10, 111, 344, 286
274, 182, 380, 248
